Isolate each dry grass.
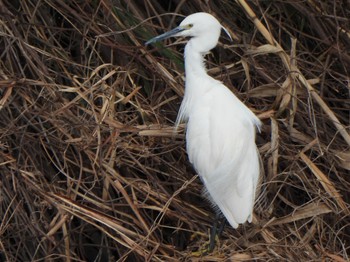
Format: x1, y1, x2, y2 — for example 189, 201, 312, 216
1, 0, 349, 261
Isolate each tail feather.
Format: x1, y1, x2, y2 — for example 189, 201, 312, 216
200, 146, 260, 229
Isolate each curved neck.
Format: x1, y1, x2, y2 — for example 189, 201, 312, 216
184, 41, 207, 78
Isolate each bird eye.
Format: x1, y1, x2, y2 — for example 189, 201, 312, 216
187, 23, 193, 29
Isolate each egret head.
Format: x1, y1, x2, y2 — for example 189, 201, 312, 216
146, 12, 232, 52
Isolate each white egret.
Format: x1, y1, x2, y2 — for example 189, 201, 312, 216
146, 12, 261, 229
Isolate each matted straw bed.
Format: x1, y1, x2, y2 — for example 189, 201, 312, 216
0, 0, 349, 261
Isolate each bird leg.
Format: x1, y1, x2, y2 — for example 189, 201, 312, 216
208, 213, 226, 253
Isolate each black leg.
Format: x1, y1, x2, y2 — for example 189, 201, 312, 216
217, 217, 227, 236
208, 213, 226, 252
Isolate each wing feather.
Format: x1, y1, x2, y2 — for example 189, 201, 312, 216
185, 81, 261, 228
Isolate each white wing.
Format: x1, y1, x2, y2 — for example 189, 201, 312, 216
184, 78, 261, 228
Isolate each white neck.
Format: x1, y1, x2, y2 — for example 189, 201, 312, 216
184, 41, 208, 79
175, 40, 212, 126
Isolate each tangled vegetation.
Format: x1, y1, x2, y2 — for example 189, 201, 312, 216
1, 0, 349, 261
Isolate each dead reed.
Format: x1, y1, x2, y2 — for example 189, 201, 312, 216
0, 0, 349, 261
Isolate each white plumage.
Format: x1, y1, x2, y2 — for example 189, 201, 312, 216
146, 12, 261, 229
